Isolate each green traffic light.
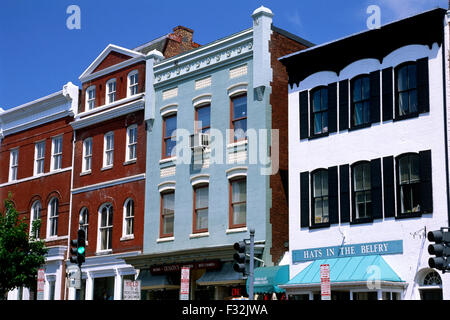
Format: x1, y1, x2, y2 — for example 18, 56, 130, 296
77, 247, 85, 254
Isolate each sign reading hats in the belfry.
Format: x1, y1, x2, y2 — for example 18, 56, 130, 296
292, 240, 403, 263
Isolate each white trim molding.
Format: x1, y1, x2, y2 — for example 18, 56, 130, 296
190, 174, 210, 186
160, 103, 178, 117
225, 166, 248, 180
158, 180, 176, 193
227, 82, 248, 97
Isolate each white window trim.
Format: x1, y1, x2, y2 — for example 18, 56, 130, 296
126, 125, 138, 162
79, 207, 89, 241
103, 132, 114, 169
30, 200, 42, 240
82, 138, 93, 173
51, 136, 63, 172
86, 85, 96, 110
122, 198, 135, 238
34, 141, 46, 176
106, 78, 117, 105
9, 148, 19, 182
97, 203, 113, 253
46, 198, 59, 239
127, 70, 139, 97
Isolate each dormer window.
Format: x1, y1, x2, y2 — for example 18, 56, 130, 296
86, 86, 96, 110
106, 79, 116, 104
128, 71, 138, 97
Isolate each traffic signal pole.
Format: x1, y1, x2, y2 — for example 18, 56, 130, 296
249, 228, 255, 300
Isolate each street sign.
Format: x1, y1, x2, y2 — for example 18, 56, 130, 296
37, 268, 45, 300
68, 269, 81, 289
123, 280, 141, 300
320, 264, 331, 300
180, 266, 190, 300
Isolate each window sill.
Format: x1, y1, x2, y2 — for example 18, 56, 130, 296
157, 236, 174, 243
101, 166, 113, 171
395, 212, 430, 220
45, 235, 68, 242
308, 223, 330, 230
227, 140, 248, 149
393, 112, 420, 122
80, 170, 91, 176
190, 232, 209, 239
226, 227, 247, 234
159, 157, 177, 164
120, 235, 134, 241
350, 217, 374, 225
95, 249, 112, 256
308, 132, 329, 141
348, 123, 371, 132
123, 159, 137, 166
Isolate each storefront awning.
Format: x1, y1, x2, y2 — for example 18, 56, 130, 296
137, 269, 180, 290
247, 265, 289, 294
196, 262, 245, 286
282, 255, 405, 288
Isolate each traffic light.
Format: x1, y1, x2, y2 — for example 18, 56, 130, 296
428, 228, 450, 272
70, 229, 86, 267
233, 241, 247, 276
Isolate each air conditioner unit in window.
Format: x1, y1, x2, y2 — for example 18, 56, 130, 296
190, 133, 210, 150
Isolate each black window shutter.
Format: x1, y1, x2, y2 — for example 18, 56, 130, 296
371, 158, 383, 219
339, 164, 350, 223
382, 67, 393, 121
339, 80, 349, 131
328, 166, 339, 224
419, 150, 433, 213
300, 172, 310, 227
416, 57, 430, 114
383, 156, 396, 218
370, 70, 381, 123
328, 83, 338, 133
299, 91, 309, 140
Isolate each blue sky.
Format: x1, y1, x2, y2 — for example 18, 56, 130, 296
0, 0, 447, 109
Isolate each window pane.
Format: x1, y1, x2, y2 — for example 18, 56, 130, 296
399, 92, 409, 116
163, 215, 174, 234
409, 90, 418, 114
163, 193, 175, 213
314, 113, 322, 134
233, 119, 247, 140
321, 171, 328, 196
232, 203, 246, 225
408, 64, 417, 89
164, 116, 177, 138
320, 89, 328, 111
398, 67, 407, 91
314, 198, 323, 223
196, 209, 208, 230
354, 103, 363, 126
363, 101, 371, 124
195, 187, 208, 209
165, 139, 176, 158
197, 106, 210, 130
232, 180, 246, 203
353, 79, 361, 102
354, 165, 364, 191
313, 90, 321, 112
232, 96, 247, 120
362, 77, 370, 100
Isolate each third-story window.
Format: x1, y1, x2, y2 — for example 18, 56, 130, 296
103, 132, 114, 168
231, 95, 247, 142
83, 138, 92, 172
86, 86, 96, 110
230, 178, 246, 228
311, 87, 328, 135
35, 141, 45, 175
161, 191, 175, 237
9, 149, 19, 181
79, 207, 89, 240
126, 125, 137, 161
312, 170, 328, 224
353, 162, 372, 220
396, 63, 418, 117
128, 71, 138, 96
195, 104, 211, 134
398, 154, 421, 214
48, 198, 59, 238
123, 199, 134, 236
51, 136, 63, 171
99, 204, 113, 251
163, 114, 177, 159
352, 76, 371, 127
106, 79, 117, 104
193, 185, 208, 233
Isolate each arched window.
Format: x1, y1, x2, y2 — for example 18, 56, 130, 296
98, 204, 113, 251
86, 85, 96, 110
79, 207, 89, 240
352, 162, 372, 220
30, 201, 42, 240
312, 169, 328, 225
128, 70, 139, 96
47, 198, 59, 237
351, 75, 370, 127
419, 270, 443, 300
123, 199, 134, 237
311, 87, 328, 135
396, 62, 418, 117
106, 78, 117, 104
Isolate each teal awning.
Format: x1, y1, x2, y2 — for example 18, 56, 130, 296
247, 265, 289, 294
285, 255, 404, 286
137, 269, 179, 290
196, 262, 245, 286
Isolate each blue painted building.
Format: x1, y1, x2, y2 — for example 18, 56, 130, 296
125, 7, 312, 300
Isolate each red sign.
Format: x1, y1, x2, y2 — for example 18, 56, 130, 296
37, 268, 45, 292
180, 267, 190, 300
320, 264, 331, 300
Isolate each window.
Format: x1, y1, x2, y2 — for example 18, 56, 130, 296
396, 63, 418, 117
230, 179, 246, 228
48, 198, 59, 237
162, 114, 177, 159
99, 204, 113, 251
193, 185, 208, 233
128, 71, 138, 96
312, 170, 328, 224
195, 104, 211, 134
398, 153, 420, 214
9, 149, 19, 181
161, 191, 175, 237
82, 138, 92, 172
86, 86, 96, 110
126, 125, 137, 161
123, 199, 134, 236
30, 201, 42, 240
353, 162, 372, 220
311, 87, 328, 135
352, 76, 371, 127
231, 94, 247, 142
420, 270, 443, 300
79, 207, 89, 240
34, 141, 45, 175
103, 132, 114, 168
106, 79, 116, 104
51, 136, 63, 171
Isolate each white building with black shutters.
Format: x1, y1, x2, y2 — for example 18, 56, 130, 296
279, 8, 450, 300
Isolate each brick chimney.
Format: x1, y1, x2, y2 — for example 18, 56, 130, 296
164, 26, 200, 58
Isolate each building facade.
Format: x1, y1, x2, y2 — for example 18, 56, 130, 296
0, 82, 79, 300
124, 6, 312, 300
280, 8, 450, 300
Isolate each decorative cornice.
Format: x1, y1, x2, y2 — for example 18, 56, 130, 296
71, 173, 145, 195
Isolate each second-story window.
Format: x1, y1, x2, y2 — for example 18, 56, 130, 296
30, 200, 42, 240
99, 204, 113, 251
47, 198, 59, 238
106, 79, 117, 104
163, 114, 177, 159
86, 86, 96, 110
312, 169, 328, 225
79, 207, 89, 240
51, 136, 63, 171
311, 87, 328, 135
196, 104, 211, 134
352, 162, 372, 220
193, 185, 208, 233
9, 149, 19, 181
229, 178, 246, 228
128, 71, 138, 96
398, 153, 420, 214
103, 132, 114, 168
396, 63, 418, 117
126, 125, 137, 161
34, 141, 45, 175
83, 138, 92, 172
123, 199, 134, 236
231, 95, 247, 142
352, 76, 371, 127
161, 191, 175, 237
